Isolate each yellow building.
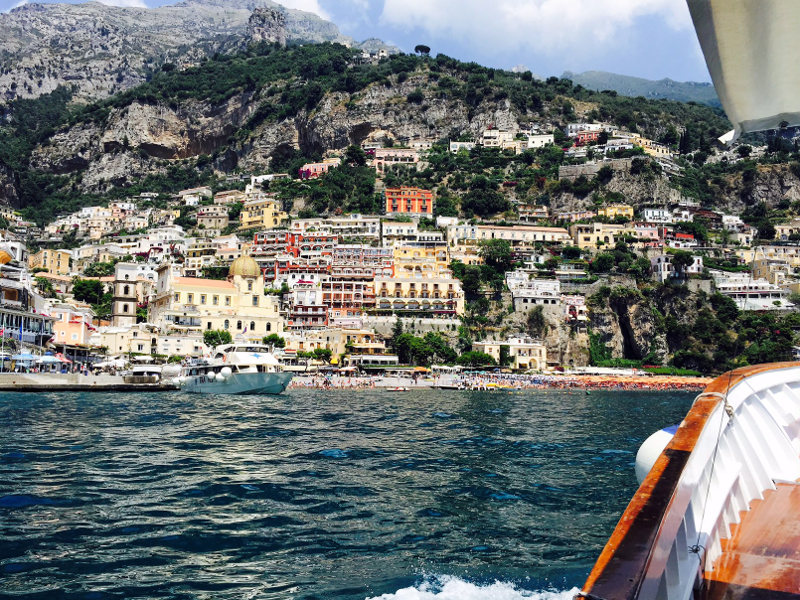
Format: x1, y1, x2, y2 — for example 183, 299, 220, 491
472, 337, 547, 371
29, 249, 72, 276
392, 244, 450, 269
149, 257, 283, 342
597, 203, 634, 220
569, 223, 627, 250
286, 328, 386, 359
239, 197, 288, 231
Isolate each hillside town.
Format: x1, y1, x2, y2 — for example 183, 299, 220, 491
0, 120, 797, 374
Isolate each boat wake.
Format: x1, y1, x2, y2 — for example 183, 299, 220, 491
366, 575, 579, 600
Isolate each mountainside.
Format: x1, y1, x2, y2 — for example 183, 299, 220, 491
563, 70, 719, 107
0, 0, 394, 104
0, 43, 735, 223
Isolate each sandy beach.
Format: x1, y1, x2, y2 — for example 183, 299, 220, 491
289, 373, 713, 392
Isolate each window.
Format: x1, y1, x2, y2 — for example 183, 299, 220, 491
252, 296, 258, 306
174, 293, 180, 302
250, 321, 255, 331
123, 304, 129, 313
247, 280, 253, 291
225, 296, 231, 306
187, 293, 194, 304
236, 320, 242, 330
200, 295, 206, 305
123, 285, 130, 296
207, 322, 212, 330
213, 295, 218, 306
266, 322, 271, 332
224, 320, 230, 330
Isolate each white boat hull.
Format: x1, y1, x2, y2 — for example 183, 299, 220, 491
182, 371, 293, 395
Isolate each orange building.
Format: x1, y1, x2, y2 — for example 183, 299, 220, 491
384, 187, 434, 216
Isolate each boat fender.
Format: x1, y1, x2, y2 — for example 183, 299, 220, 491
220, 367, 232, 378
215, 373, 225, 382
634, 425, 678, 484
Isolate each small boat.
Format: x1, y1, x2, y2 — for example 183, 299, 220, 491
385, 386, 409, 392
577, 363, 800, 600
180, 344, 293, 395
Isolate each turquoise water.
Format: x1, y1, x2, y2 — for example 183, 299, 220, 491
0, 389, 694, 599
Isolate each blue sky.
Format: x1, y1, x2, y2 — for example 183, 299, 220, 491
0, 0, 711, 82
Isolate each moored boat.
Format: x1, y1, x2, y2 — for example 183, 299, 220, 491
577, 363, 800, 600
180, 344, 293, 395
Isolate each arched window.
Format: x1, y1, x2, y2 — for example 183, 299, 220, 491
123, 304, 129, 313
237, 320, 242, 330
250, 321, 255, 331
123, 285, 130, 296
266, 322, 272, 332
224, 320, 230, 330
247, 280, 253, 291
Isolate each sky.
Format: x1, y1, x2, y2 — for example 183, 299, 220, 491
0, 0, 712, 82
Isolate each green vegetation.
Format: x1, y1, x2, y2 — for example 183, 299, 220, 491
72, 278, 112, 318
590, 283, 798, 374
263, 333, 286, 348
0, 41, 733, 225
203, 329, 232, 348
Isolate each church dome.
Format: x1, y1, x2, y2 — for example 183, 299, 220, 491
228, 255, 261, 278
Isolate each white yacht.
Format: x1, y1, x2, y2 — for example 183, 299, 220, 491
180, 344, 293, 395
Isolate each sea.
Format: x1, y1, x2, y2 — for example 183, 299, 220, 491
0, 388, 694, 600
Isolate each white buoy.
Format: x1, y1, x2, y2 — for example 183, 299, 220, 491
215, 373, 225, 382
220, 367, 232, 378
635, 426, 678, 483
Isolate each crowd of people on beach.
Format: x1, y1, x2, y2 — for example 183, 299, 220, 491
288, 371, 709, 392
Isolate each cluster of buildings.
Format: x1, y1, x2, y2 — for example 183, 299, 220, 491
2, 125, 800, 370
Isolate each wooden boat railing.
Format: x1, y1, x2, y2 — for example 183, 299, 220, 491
577, 363, 800, 600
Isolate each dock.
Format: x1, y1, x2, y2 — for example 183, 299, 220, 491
0, 373, 178, 392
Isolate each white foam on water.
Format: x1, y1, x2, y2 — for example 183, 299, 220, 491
366, 575, 580, 600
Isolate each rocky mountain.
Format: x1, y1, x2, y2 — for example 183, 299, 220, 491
0, 42, 736, 223
563, 70, 720, 107
0, 0, 395, 104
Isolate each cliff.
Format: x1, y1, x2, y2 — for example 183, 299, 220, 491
0, 0, 394, 104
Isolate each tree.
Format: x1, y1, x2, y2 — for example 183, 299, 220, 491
204, 329, 232, 349
457, 351, 497, 367
35, 276, 55, 298
671, 250, 695, 278
263, 333, 286, 349
479, 238, 514, 274
344, 145, 367, 167
72, 278, 106, 305
758, 222, 776, 240
84, 261, 115, 277
589, 252, 614, 273
311, 348, 332, 363
414, 44, 431, 55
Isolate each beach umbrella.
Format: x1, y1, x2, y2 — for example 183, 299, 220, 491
37, 355, 61, 364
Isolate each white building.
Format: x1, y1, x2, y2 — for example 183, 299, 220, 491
650, 254, 704, 283
527, 134, 555, 149
711, 271, 793, 311
642, 208, 674, 224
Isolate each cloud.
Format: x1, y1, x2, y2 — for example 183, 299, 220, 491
96, 0, 148, 6
379, 0, 692, 59
272, 0, 330, 20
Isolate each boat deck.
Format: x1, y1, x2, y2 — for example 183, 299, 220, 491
702, 479, 800, 599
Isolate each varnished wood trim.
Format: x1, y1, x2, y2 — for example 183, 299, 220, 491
580, 362, 798, 599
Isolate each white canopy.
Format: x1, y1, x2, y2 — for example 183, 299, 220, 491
688, 0, 800, 141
